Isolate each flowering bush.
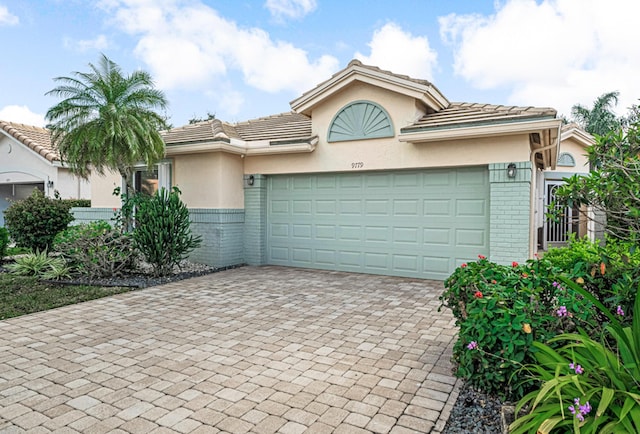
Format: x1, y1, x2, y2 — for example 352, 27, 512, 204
440, 256, 596, 400
511, 280, 640, 433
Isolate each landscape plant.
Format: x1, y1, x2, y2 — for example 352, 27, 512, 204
0, 227, 8, 261
440, 256, 596, 400
131, 187, 202, 276
5, 251, 70, 280
511, 279, 640, 433
3, 189, 74, 251
53, 221, 136, 278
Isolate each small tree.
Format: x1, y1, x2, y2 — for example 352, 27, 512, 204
553, 121, 640, 243
132, 187, 202, 276
4, 189, 74, 251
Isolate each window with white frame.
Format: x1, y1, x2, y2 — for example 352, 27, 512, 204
132, 161, 171, 195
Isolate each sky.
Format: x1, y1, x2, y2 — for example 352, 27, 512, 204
2, 0, 640, 128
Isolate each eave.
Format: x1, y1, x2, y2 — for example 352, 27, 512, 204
164, 136, 318, 157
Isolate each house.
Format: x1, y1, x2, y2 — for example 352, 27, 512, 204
0, 121, 91, 226
87, 60, 592, 280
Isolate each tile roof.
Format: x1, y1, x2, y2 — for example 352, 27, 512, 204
402, 102, 558, 132
0, 120, 59, 162
163, 112, 312, 145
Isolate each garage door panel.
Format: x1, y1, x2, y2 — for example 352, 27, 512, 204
456, 229, 486, 247
267, 167, 489, 279
393, 199, 419, 216
456, 199, 487, 217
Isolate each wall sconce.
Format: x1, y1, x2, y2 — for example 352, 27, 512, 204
247, 175, 255, 186
47, 180, 54, 189
507, 163, 517, 179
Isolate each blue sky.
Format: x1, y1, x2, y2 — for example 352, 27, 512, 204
1, 0, 640, 128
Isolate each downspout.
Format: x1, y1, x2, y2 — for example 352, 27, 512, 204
529, 125, 561, 257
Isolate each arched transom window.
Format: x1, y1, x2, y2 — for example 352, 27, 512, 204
558, 152, 576, 167
328, 101, 394, 142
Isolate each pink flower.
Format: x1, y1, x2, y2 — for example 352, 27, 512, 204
467, 341, 478, 350
474, 291, 483, 298
512, 261, 519, 267
556, 306, 568, 317
461, 263, 467, 268
569, 363, 584, 374
478, 254, 486, 260
616, 306, 625, 316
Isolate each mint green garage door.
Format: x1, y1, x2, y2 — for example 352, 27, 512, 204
267, 167, 489, 280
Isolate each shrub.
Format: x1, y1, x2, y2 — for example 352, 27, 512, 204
5, 251, 69, 278
511, 280, 640, 433
61, 198, 91, 208
544, 235, 640, 325
440, 256, 596, 400
132, 187, 202, 276
0, 227, 9, 261
53, 221, 136, 278
3, 189, 74, 251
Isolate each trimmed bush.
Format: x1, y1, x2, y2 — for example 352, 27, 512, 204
4, 189, 74, 251
53, 221, 136, 278
132, 187, 202, 276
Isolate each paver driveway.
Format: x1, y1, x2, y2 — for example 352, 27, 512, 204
0, 266, 459, 433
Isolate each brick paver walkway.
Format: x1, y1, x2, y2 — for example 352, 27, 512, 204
0, 266, 459, 433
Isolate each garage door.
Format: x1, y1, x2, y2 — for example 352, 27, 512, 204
267, 167, 489, 280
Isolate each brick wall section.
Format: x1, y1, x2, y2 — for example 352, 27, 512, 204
70, 207, 116, 225
188, 209, 245, 267
243, 174, 267, 266
489, 162, 532, 265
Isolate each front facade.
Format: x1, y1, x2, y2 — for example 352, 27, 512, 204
0, 121, 90, 226
89, 60, 590, 280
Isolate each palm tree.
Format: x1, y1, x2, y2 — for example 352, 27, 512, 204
571, 91, 622, 136
45, 54, 169, 197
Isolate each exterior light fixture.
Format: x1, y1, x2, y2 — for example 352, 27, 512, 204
247, 175, 255, 186
47, 180, 54, 189
507, 163, 517, 179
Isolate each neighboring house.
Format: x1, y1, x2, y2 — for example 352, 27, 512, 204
0, 121, 91, 226
88, 60, 592, 280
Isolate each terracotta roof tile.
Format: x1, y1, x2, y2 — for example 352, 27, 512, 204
163, 112, 312, 145
403, 102, 557, 132
0, 120, 59, 162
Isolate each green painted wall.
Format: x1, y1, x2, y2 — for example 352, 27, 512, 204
489, 161, 532, 265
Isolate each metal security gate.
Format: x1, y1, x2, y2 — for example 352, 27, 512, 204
544, 181, 578, 248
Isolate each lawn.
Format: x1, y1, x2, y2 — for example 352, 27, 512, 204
0, 272, 135, 320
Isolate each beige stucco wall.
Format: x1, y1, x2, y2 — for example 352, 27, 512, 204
56, 168, 91, 199
173, 152, 244, 208
90, 170, 122, 208
245, 82, 531, 175
548, 136, 590, 174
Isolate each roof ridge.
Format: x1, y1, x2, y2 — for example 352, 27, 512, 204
450, 101, 557, 113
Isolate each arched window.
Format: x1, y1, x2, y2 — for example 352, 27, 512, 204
328, 101, 394, 142
557, 152, 576, 167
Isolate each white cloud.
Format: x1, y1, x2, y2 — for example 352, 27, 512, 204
100, 0, 338, 95
64, 35, 109, 52
264, 0, 317, 20
439, 0, 640, 116
355, 23, 438, 81
0, 106, 46, 127
0, 5, 18, 26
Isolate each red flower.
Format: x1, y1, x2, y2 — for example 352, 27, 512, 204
512, 261, 519, 267
478, 254, 486, 260
474, 291, 483, 298
491, 279, 497, 284
522, 272, 529, 278
461, 263, 467, 268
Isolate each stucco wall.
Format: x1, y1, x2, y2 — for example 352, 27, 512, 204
245, 82, 531, 175
548, 136, 590, 174
174, 153, 244, 209
90, 170, 122, 208
0, 135, 56, 185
